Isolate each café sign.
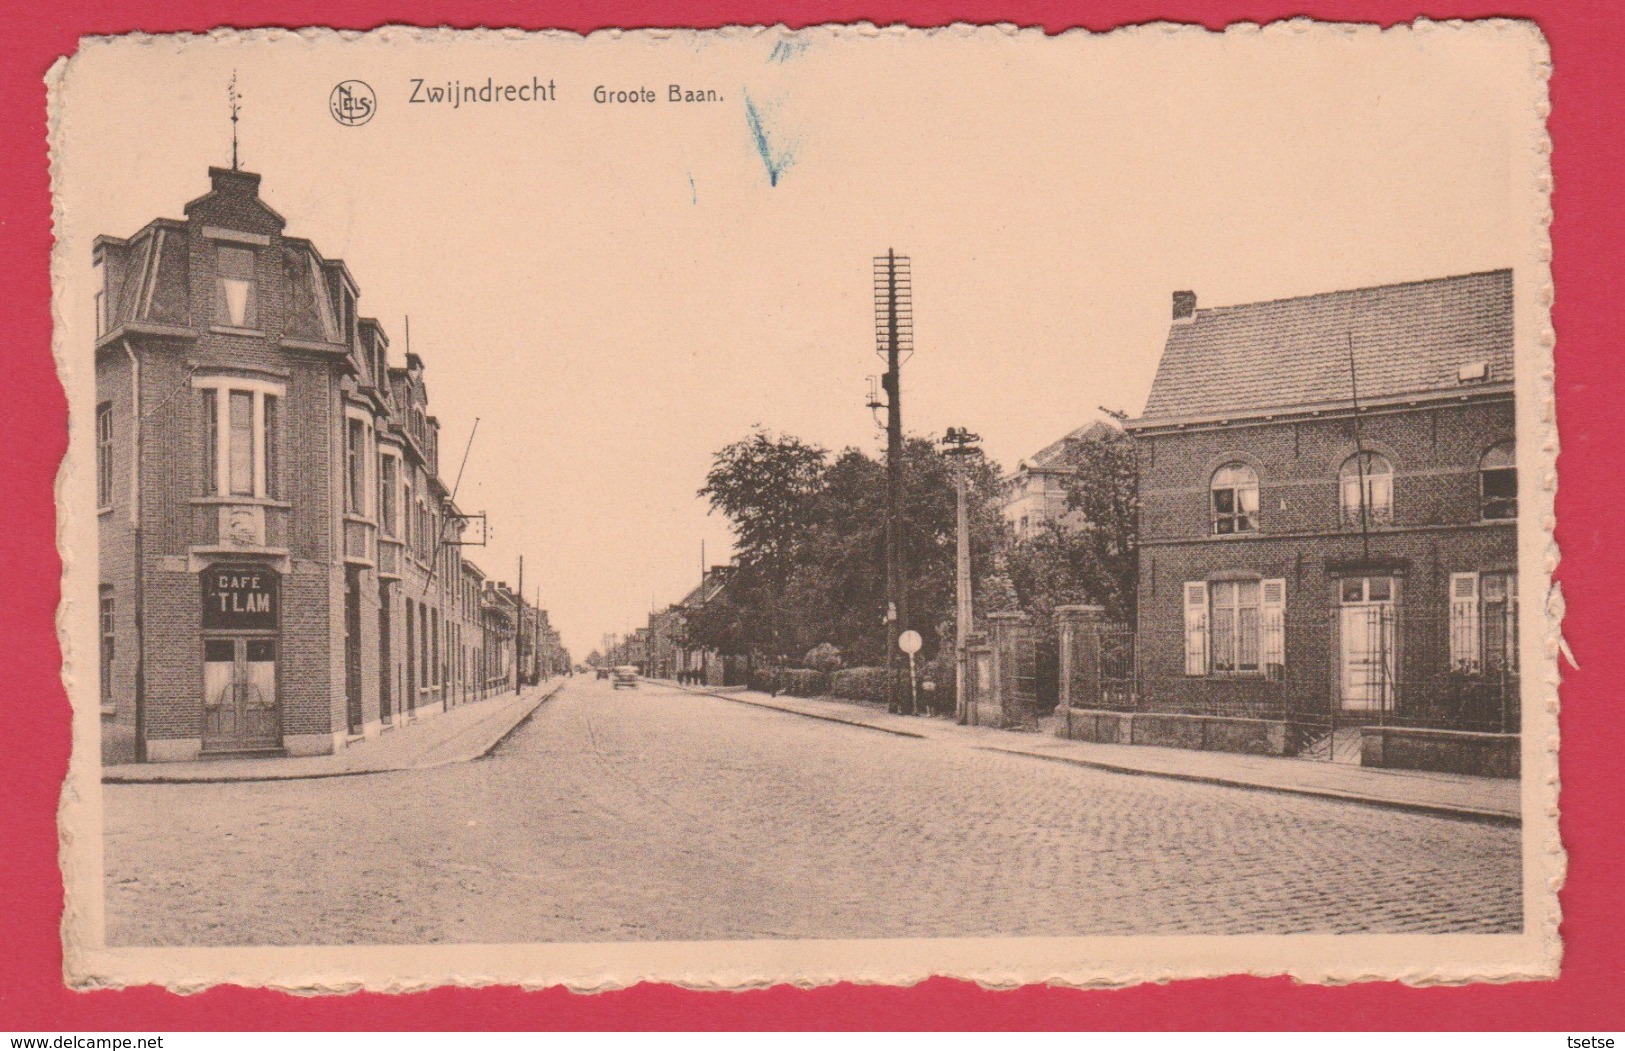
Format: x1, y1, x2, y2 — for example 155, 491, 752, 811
201, 564, 280, 630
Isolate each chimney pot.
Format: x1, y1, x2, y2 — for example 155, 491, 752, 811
1172, 290, 1198, 321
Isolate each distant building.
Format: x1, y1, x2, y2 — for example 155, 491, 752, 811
481, 581, 518, 693
1001, 421, 1116, 539
1125, 270, 1518, 761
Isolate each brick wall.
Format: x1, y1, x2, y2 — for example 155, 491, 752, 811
1132, 396, 1517, 719
96, 351, 138, 763
1137, 399, 1515, 541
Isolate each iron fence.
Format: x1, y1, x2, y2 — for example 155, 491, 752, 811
1074, 600, 1519, 762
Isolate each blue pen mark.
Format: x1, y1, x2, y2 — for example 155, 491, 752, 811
744, 90, 796, 187
688, 172, 697, 204
768, 39, 809, 63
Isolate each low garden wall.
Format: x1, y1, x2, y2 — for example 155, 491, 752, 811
1360, 725, 1520, 779
1057, 708, 1290, 757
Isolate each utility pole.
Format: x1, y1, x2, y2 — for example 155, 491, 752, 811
1346, 331, 1372, 564
874, 250, 913, 713
940, 427, 981, 724
514, 555, 524, 695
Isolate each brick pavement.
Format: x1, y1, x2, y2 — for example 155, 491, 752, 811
102, 678, 1522, 946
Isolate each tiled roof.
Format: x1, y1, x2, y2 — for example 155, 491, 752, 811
678, 572, 730, 609
1136, 269, 1513, 425
1025, 420, 1118, 470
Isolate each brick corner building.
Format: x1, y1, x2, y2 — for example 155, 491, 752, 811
94, 164, 552, 764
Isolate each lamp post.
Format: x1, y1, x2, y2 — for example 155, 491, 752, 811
940, 426, 981, 724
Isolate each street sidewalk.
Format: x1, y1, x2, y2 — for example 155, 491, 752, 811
103, 680, 569, 784
660, 681, 1520, 824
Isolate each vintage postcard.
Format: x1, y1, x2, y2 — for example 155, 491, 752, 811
52, 20, 1560, 991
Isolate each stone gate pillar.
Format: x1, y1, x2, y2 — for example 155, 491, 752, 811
986, 611, 1036, 730
1055, 604, 1107, 738
963, 632, 990, 726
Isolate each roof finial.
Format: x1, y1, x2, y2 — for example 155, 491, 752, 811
228, 72, 241, 170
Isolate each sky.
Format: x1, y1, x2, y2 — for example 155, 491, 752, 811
53, 22, 1541, 655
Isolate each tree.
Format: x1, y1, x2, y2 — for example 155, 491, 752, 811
688, 428, 1008, 673
783, 448, 888, 662
694, 430, 829, 660
991, 424, 1138, 710
699, 429, 829, 572
1060, 423, 1139, 623
990, 424, 1137, 627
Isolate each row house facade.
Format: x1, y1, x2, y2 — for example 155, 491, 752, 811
95, 165, 552, 763
639, 565, 734, 684
515, 600, 566, 684
1124, 271, 1520, 745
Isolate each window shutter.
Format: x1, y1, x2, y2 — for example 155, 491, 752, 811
1450, 572, 1480, 670
1261, 578, 1286, 671
1183, 582, 1208, 676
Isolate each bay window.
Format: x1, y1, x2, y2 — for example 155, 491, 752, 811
379, 453, 399, 536
345, 416, 368, 515
195, 378, 283, 499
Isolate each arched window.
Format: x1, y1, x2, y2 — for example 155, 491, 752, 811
1339, 452, 1393, 527
1211, 463, 1258, 535
1481, 441, 1517, 520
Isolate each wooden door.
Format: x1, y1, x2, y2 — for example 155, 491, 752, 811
201, 637, 281, 752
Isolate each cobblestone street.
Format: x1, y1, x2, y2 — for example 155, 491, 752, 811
103, 679, 1523, 946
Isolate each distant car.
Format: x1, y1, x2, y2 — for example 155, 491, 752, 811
595, 667, 611, 680
612, 666, 639, 689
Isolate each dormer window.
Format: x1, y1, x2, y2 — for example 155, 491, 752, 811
215, 245, 258, 328
93, 257, 108, 337
1211, 463, 1258, 535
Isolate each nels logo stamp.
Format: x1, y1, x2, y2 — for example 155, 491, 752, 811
329, 80, 376, 125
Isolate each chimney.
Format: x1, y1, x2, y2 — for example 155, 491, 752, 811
207, 165, 263, 199
1172, 290, 1198, 323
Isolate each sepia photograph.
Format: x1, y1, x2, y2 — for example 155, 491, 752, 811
50, 20, 1558, 991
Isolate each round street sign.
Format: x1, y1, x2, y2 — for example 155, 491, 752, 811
897, 630, 923, 655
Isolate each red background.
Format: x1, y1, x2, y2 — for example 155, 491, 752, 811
2, 0, 1620, 1031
